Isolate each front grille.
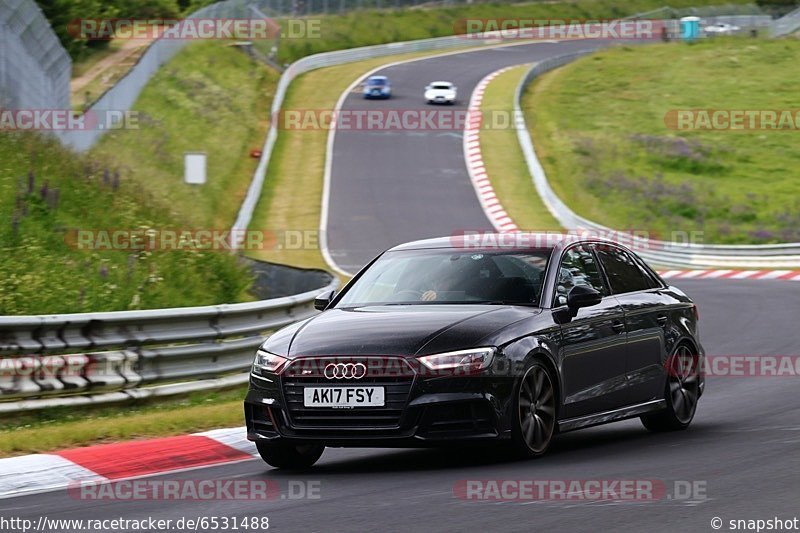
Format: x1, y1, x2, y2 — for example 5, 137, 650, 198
281, 357, 415, 429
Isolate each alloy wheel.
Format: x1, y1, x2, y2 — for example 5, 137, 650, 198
518, 364, 556, 454
667, 345, 700, 424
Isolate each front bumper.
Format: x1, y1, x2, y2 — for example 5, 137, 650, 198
364, 89, 390, 99
244, 357, 512, 447
426, 95, 455, 104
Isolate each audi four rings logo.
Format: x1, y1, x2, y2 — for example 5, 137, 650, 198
324, 362, 367, 379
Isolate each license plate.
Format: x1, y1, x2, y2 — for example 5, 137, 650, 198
303, 387, 384, 408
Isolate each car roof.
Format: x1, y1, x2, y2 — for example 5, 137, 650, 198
368, 75, 388, 80
429, 81, 453, 86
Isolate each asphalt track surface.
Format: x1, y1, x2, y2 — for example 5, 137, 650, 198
4, 278, 799, 532
325, 38, 612, 274
5, 42, 800, 533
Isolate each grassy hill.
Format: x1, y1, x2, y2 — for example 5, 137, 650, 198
524, 38, 800, 244
0, 131, 252, 315
0, 42, 276, 314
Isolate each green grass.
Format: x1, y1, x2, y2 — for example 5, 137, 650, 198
0, 132, 252, 315
480, 64, 561, 231
524, 38, 800, 244
0, 387, 246, 457
274, 0, 756, 63
0, 41, 279, 315
91, 41, 279, 229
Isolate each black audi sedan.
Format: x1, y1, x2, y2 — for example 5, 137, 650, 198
245, 234, 704, 468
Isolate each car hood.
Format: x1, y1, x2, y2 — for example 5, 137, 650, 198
263, 305, 537, 358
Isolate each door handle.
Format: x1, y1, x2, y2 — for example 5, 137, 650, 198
611, 320, 626, 333
657, 315, 668, 326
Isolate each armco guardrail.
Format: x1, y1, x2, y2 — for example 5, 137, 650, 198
0, 279, 337, 413
514, 53, 800, 269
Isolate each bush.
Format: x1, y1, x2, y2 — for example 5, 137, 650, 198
35, 0, 214, 59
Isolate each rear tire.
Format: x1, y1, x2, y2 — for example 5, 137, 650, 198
255, 441, 325, 469
511, 360, 557, 458
641, 344, 700, 432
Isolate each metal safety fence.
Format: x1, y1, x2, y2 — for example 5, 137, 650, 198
772, 6, 800, 37
0, 278, 337, 413
0, 0, 70, 111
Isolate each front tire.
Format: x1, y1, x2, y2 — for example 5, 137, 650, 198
641, 344, 700, 432
255, 440, 325, 469
511, 360, 557, 458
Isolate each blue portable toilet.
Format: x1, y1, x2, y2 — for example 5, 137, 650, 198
680, 16, 701, 41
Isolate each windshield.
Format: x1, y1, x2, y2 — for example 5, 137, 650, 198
336, 249, 550, 307
368, 78, 387, 86
431, 84, 452, 90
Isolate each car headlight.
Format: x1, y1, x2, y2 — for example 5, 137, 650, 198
418, 347, 495, 373
253, 349, 288, 373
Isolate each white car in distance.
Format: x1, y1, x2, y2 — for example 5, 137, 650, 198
424, 81, 457, 105
703, 22, 741, 35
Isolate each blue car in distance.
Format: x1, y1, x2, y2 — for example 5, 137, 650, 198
363, 75, 391, 99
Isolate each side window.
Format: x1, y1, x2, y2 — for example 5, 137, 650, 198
634, 257, 664, 289
555, 245, 606, 306
595, 246, 656, 294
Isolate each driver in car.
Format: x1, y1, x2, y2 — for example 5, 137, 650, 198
419, 259, 485, 301
421, 276, 459, 301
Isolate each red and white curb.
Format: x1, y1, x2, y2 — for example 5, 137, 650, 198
658, 270, 800, 281
463, 66, 519, 233
0, 427, 255, 499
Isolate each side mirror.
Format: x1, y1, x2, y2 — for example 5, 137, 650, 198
567, 285, 602, 310
425, 85, 431, 91
314, 289, 336, 311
